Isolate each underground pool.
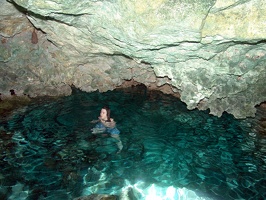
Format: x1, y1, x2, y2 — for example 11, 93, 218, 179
0, 88, 265, 200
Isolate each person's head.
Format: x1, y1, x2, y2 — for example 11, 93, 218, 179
100, 106, 111, 121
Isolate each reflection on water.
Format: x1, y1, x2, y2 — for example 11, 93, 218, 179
0, 88, 265, 200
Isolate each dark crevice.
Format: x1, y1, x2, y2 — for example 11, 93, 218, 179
94, 52, 133, 60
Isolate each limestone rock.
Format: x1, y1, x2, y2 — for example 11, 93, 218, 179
202, 0, 266, 40
1, 0, 265, 118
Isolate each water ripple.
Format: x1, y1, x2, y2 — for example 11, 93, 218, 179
0, 89, 265, 200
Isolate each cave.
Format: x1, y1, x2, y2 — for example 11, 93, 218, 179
0, 0, 266, 199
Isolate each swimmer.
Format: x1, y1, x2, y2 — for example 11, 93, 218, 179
91, 106, 123, 153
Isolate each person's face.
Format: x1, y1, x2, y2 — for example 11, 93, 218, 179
100, 108, 107, 119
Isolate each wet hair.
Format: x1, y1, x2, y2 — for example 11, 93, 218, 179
102, 106, 111, 122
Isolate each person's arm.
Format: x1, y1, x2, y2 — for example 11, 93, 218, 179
90, 117, 103, 134
101, 118, 116, 128
90, 119, 99, 123
90, 116, 102, 123
91, 127, 106, 134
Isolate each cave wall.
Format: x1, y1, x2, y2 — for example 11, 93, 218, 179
0, 0, 265, 118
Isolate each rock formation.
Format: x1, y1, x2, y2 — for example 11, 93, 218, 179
0, 0, 265, 118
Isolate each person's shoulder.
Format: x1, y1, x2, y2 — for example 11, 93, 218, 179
110, 118, 114, 122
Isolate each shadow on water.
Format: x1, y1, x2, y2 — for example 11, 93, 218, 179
0, 87, 265, 200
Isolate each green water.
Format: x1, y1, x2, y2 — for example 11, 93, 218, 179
0, 88, 265, 200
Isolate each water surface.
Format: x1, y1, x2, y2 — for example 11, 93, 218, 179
0, 88, 265, 200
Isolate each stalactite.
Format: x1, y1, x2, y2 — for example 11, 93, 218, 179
31, 28, 38, 44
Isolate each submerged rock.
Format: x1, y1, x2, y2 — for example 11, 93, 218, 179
0, 95, 31, 116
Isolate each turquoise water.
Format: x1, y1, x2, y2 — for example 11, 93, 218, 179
0, 89, 265, 200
